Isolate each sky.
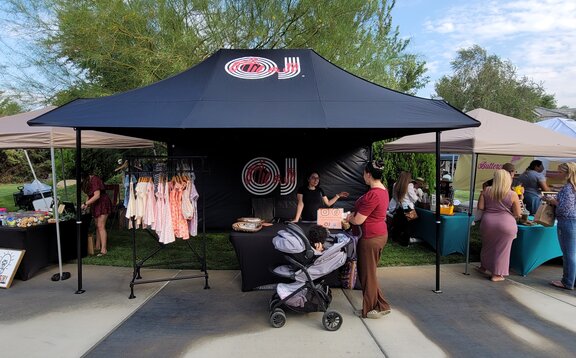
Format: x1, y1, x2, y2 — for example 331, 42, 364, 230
391, 0, 576, 108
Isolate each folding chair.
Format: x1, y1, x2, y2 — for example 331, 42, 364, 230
251, 197, 276, 223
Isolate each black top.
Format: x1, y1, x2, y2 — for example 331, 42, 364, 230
297, 185, 326, 221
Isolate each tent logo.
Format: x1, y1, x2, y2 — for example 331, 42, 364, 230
225, 56, 301, 80
242, 157, 297, 195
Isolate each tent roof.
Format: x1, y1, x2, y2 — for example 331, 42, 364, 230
0, 107, 153, 149
382, 108, 576, 157
536, 117, 576, 137
28, 49, 479, 144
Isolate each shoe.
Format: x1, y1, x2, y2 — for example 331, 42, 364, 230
380, 309, 391, 316
409, 237, 422, 244
550, 280, 573, 290
96, 252, 107, 257
490, 275, 505, 282
366, 310, 381, 319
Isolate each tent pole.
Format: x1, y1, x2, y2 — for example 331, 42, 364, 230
464, 153, 478, 275
50, 146, 70, 281
75, 129, 85, 294
434, 131, 442, 293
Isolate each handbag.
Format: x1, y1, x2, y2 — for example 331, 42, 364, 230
339, 259, 358, 289
533, 202, 555, 227
405, 209, 418, 221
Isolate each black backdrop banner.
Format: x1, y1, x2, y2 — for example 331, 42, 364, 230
172, 145, 371, 229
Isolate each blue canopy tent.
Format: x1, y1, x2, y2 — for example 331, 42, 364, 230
28, 48, 480, 293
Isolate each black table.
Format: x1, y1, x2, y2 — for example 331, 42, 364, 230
0, 215, 90, 280
229, 223, 343, 292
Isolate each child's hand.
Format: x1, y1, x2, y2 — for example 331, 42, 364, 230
314, 242, 324, 252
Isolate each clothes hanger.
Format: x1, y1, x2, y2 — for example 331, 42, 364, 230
114, 160, 128, 172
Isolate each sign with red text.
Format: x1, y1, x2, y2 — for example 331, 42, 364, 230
225, 56, 301, 80
242, 157, 297, 195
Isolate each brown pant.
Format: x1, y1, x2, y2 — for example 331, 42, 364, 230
357, 235, 390, 317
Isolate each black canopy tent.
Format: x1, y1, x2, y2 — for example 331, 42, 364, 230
28, 48, 480, 293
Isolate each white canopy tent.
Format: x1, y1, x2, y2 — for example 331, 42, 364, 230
383, 108, 576, 271
535, 117, 576, 171
0, 106, 153, 281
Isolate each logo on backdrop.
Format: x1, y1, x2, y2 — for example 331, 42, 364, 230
242, 157, 297, 195
225, 56, 301, 80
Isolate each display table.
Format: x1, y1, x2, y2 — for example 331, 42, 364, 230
229, 223, 343, 292
412, 208, 474, 256
510, 220, 562, 276
0, 215, 91, 280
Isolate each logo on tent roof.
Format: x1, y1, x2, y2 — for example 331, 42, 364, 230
225, 56, 300, 80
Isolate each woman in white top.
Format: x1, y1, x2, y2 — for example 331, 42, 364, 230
390, 171, 419, 246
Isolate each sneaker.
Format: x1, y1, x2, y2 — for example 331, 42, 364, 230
366, 310, 382, 319
409, 237, 422, 244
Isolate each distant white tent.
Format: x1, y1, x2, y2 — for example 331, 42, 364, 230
536, 117, 576, 137
535, 117, 576, 171
0, 106, 153, 281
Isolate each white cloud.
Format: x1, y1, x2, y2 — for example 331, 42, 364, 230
419, 0, 576, 107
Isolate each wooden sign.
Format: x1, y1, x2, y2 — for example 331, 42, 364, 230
317, 208, 344, 229
0, 248, 26, 289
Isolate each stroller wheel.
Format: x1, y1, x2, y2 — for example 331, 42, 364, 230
270, 308, 286, 328
322, 311, 343, 331
269, 297, 281, 311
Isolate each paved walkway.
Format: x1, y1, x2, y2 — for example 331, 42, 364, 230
1, 262, 575, 357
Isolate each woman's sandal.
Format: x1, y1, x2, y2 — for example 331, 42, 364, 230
550, 280, 573, 290
490, 275, 505, 282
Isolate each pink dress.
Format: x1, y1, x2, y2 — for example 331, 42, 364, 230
479, 189, 518, 276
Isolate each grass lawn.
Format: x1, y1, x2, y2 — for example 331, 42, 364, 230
1, 183, 481, 270
82, 225, 481, 270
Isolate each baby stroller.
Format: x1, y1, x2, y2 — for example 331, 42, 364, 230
269, 223, 352, 331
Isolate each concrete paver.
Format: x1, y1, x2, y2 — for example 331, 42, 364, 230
1, 262, 575, 358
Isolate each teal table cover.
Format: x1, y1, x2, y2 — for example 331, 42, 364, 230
510, 219, 562, 276
412, 208, 474, 256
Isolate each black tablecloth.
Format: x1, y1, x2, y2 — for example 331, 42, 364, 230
229, 223, 343, 292
0, 215, 90, 280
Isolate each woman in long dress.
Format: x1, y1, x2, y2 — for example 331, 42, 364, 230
477, 169, 522, 282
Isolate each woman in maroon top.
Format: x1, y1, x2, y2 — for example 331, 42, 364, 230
346, 161, 391, 319
81, 172, 113, 256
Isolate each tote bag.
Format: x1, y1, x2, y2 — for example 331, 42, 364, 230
533, 201, 556, 227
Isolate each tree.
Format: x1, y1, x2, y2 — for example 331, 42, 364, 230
434, 45, 556, 122
1, 0, 430, 183
1, 0, 428, 104
0, 95, 22, 116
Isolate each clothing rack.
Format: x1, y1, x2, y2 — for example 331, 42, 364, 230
126, 155, 210, 299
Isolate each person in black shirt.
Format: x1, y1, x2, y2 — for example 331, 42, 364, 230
291, 172, 348, 223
